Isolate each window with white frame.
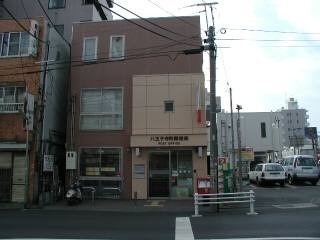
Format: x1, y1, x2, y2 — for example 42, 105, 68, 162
48, 0, 66, 9
109, 35, 125, 60
80, 88, 123, 130
0, 32, 30, 57
82, 37, 97, 62
80, 147, 121, 177
0, 86, 25, 103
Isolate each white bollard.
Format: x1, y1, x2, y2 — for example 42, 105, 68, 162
192, 193, 201, 217
247, 190, 258, 215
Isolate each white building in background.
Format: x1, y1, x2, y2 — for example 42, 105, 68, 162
213, 97, 309, 165
280, 98, 308, 148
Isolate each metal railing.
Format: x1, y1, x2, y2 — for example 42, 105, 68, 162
0, 103, 24, 113
103, 187, 121, 199
193, 190, 257, 217
82, 186, 96, 205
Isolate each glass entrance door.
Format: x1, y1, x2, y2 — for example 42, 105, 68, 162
149, 152, 170, 198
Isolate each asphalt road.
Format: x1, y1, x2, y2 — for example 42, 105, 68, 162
0, 182, 319, 240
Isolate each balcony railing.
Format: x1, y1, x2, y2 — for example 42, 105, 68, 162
0, 103, 24, 113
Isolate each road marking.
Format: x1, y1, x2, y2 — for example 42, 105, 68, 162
175, 217, 194, 240
144, 200, 164, 207
273, 203, 318, 209
205, 238, 320, 240
286, 185, 298, 189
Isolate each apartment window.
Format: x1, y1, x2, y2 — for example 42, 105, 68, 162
109, 35, 125, 60
54, 25, 64, 36
164, 100, 174, 112
83, 37, 97, 62
48, 0, 66, 9
80, 88, 123, 130
80, 148, 121, 177
260, 122, 266, 138
0, 86, 25, 103
0, 32, 30, 57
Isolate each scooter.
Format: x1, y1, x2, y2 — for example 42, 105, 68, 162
66, 180, 82, 205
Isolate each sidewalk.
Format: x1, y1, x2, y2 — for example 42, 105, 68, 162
42, 198, 197, 213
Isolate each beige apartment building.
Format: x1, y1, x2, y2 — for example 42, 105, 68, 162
131, 73, 207, 199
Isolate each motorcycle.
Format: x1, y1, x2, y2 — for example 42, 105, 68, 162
66, 180, 82, 205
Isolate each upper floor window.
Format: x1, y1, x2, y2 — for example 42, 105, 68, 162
80, 88, 123, 130
0, 32, 29, 57
82, 37, 97, 62
260, 122, 266, 138
48, 0, 66, 9
0, 86, 25, 103
0, 86, 25, 113
109, 35, 125, 60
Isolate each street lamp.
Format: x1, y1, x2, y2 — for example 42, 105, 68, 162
236, 104, 242, 191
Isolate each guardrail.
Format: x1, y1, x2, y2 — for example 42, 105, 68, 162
193, 190, 257, 217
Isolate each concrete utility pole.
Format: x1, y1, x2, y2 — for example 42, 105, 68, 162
208, 26, 219, 211
184, 1, 219, 211
229, 88, 236, 192
236, 104, 242, 191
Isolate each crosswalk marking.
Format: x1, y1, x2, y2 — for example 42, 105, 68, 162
175, 217, 194, 240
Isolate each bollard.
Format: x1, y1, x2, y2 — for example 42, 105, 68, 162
247, 190, 258, 215
192, 193, 201, 217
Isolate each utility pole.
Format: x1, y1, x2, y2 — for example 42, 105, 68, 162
208, 26, 219, 211
236, 104, 242, 191
184, 1, 219, 211
229, 88, 236, 192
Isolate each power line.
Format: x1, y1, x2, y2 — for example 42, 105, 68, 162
2, 3, 48, 45
0, 37, 200, 72
222, 27, 320, 35
112, 1, 191, 39
96, 1, 201, 47
145, 0, 205, 32
216, 38, 320, 42
0, 48, 198, 77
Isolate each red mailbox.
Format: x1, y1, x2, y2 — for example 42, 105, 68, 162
196, 176, 211, 194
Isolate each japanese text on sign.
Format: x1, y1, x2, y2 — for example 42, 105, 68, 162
150, 135, 189, 146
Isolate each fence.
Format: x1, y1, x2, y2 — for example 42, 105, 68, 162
193, 190, 257, 217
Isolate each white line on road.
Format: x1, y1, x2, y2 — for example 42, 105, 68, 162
203, 238, 320, 240
273, 203, 318, 209
175, 217, 194, 240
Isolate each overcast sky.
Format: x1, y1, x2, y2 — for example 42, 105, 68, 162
113, 0, 320, 129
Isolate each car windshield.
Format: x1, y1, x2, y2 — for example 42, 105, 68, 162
265, 164, 284, 171
297, 157, 316, 166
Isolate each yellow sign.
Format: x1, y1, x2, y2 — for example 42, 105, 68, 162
241, 148, 254, 161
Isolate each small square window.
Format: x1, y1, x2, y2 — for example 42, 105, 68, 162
164, 101, 174, 112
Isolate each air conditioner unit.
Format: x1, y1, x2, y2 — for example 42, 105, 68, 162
29, 20, 39, 57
